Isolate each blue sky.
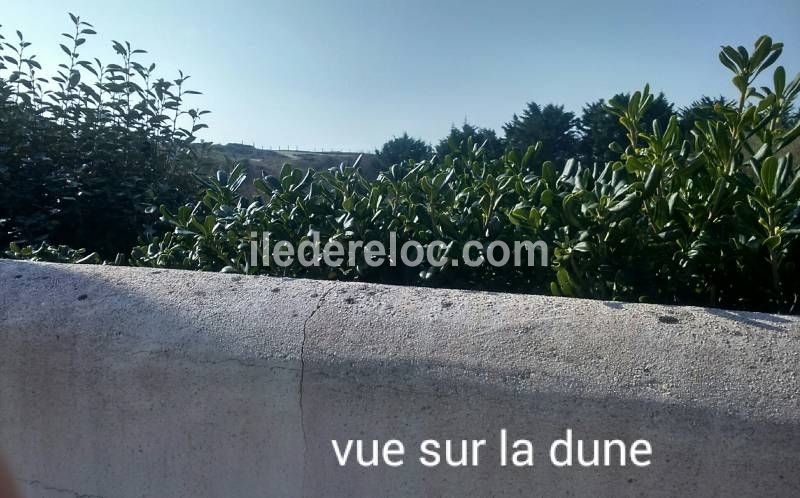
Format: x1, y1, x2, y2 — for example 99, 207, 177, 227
4, 0, 799, 151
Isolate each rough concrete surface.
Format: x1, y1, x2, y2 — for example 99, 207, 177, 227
0, 260, 799, 497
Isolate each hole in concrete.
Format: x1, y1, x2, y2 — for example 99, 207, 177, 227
658, 315, 679, 324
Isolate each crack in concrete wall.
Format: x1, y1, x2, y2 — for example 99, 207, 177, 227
298, 282, 337, 496
19, 479, 104, 498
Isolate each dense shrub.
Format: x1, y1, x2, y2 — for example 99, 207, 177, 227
124, 36, 800, 314
5, 27, 800, 314
0, 14, 208, 257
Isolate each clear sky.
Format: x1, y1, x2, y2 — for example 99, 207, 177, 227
4, 0, 800, 152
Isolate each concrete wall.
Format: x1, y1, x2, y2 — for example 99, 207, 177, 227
1, 260, 799, 497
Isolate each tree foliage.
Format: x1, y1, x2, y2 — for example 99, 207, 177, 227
435, 123, 505, 160
678, 95, 736, 134
376, 133, 431, 166
503, 102, 579, 164
579, 92, 674, 165
0, 14, 208, 257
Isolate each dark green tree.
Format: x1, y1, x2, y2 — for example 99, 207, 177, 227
375, 133, 432, 165
503, 103, 578, 164
579, 92, 674, 164
778, 102, 797, 129
435, 122, 505, 159
678, 95, 735, 134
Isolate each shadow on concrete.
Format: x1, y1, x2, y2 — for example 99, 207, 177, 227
705, 307, 793, 332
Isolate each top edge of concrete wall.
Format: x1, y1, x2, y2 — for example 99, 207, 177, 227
2, 259, 799, 426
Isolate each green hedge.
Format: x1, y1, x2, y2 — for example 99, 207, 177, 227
4, 26, 800, 314
119, 36, 800, 313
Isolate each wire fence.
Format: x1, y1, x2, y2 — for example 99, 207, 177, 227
226, 141, 375, 155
